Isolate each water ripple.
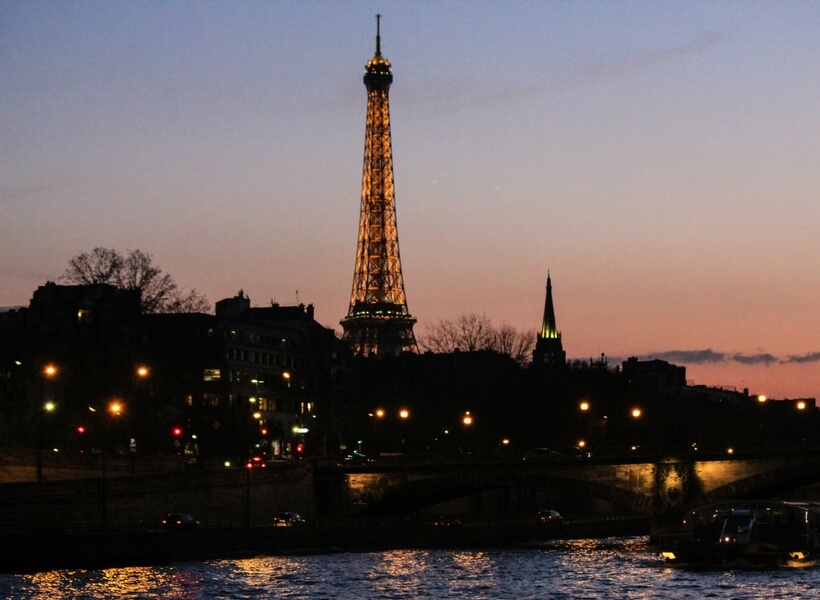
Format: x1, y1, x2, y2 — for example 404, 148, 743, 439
1, 537, 818, 599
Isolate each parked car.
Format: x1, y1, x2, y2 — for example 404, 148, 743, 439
162, 513, 200, 529
338, 451, 373, 465
535, 509, 563, 526
246, 455, 267, 468
273, 512, 306, 527
523, 448, 562, 461
433, 515, 462, 527
556, 445, 592, 459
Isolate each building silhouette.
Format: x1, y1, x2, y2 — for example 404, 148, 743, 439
341, 16, 418, 357
532, 272, 566, 367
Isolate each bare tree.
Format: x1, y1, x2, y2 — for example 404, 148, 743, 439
420, 313, 494, 353
62, 247, 211, 314
493, 323, 535, 367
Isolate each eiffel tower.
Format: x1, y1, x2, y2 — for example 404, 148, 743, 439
341, 16, 418, 357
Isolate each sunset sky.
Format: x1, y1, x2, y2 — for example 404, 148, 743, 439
2, 2, 818, 399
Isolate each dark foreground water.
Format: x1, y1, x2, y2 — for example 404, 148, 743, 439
2, 537, 818, 599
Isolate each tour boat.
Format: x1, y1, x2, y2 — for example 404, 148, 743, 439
659, 499, 820, 567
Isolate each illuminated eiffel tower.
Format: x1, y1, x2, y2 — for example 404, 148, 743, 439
341, 16, 418, 357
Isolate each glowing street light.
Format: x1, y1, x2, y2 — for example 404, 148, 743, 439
462, 411, 473, 426
579, 401, 590, 412
399, 409, 410, 420
631, 408, 642, 419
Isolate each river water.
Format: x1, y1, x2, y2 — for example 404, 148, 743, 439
2, 537, 818, 599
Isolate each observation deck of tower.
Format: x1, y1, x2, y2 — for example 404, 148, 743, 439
341, 16, 419, 357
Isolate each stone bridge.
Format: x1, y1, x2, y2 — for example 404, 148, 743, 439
316, 446, 820, 520
2, 445, 820, 533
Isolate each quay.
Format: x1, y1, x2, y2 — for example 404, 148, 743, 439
0, 514, 649, 573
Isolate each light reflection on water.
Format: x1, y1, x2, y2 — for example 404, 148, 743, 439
2, 537, 819, 599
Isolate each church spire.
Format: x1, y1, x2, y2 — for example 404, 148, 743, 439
533, 271, 566, 367
540, 271, 559, 340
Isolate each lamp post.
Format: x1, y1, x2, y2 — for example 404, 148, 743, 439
37, 401, 56, 483
370, 408, 385, 455
757, 394, 767, 451
463, 411, 475, 457
399, 409, 409, 451
37, 364, 58, 483
98, 400, 123, 531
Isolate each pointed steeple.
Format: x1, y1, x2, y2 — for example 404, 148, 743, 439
540, 271, 559, 340
533, 271, 566, 367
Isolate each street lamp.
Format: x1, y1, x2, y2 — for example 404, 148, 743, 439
37, 401, 56, 483
463, 411, 476, 456
37, 365, 58, 483
370, 409, 385, 455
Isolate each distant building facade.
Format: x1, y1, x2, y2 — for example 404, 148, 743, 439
0, 284, 345, 462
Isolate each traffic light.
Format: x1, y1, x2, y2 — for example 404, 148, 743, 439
172, 426, 183, 453
77, 425, 87, 453
296, 443, 304, 455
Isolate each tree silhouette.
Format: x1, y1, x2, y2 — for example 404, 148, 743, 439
420, 312, 534, 366
62, 247, 210, 314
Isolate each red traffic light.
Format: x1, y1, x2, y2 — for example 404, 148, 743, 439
296, 443, 304, 454
172, 427, 183, 437
77, 426, 86, 435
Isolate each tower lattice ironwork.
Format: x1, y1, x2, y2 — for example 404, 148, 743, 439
341, 16, 418, 357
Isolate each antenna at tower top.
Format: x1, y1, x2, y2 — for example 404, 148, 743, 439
375, 14, 381, 55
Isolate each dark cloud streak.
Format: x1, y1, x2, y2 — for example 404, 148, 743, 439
404, 31, 728, 116
784, 352, 820, 364
605, 348, 818, 367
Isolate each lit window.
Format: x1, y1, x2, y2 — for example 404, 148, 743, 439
203, 369, 221, 381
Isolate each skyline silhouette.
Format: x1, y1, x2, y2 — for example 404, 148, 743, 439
2, 3, 817, 398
